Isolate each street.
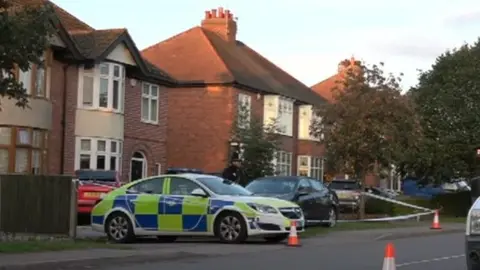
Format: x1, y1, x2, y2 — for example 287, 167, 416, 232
97, 232, 466, 270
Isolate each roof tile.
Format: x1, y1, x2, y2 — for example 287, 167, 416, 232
69, 29, 125, 58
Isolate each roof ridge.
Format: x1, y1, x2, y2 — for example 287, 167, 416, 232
199, 28, 234, 81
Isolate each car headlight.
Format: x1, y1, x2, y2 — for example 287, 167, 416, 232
470, 210, 480, 234
247, 203, 278, 214
99, 193, 106, 199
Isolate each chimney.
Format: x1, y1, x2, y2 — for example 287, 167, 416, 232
201, 7, 237, 42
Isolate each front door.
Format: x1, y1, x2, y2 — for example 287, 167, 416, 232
162, 177, 210, 232
130, 152, 146, 182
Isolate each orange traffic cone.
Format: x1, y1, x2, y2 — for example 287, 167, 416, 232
287, 220, 301, 247
382, 243, 396, 270
431, 210, 442, 230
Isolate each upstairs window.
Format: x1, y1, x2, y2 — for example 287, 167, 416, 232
237, 93, 251, 128
141, 83, 159, 124
15, 50, 52, 99
79, 62, 125, 113
298, 105, 322, 141
263, 95, 293, 136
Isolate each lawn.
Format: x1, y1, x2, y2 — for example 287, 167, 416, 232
0, 239, 129, 254
301, 216, 466, 238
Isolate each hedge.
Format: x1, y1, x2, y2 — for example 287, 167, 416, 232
364, 191, 472, 217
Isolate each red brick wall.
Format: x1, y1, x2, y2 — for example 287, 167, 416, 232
123, 80, 168, 182
166, 86, 235, 173
48, 59, 78, 175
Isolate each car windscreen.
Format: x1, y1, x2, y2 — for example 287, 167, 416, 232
196, 177, 252, 196
245, 178, 297, 194
329, 181, 360, 190
75, 170, 117, 182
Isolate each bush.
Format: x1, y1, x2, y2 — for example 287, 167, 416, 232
431, 191, 471, 217
365, 197, 394, 215
392, 196, 433, 216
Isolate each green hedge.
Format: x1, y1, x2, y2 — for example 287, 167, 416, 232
364, 191, 472, 217
431, 191, 471, 217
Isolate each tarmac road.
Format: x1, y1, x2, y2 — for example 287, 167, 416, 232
98, 232, 467, 270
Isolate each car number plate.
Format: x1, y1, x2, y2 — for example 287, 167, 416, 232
84, 192, 101, 198
336, 191, 349, 199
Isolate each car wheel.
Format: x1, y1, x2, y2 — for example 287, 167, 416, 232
264, 233, 289, 243
156, 236, 178, 243
323, 206, 337, 228
214, 211, 248, 244
105, 212, 135, 243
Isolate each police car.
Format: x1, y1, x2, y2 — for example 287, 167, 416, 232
91, 174, 305, 243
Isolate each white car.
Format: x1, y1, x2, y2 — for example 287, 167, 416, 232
90, 174, 305, 243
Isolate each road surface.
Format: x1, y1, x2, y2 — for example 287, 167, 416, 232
98, 232, 467, 270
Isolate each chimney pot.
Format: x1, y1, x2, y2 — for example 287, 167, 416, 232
205, 11, 211, 19
218, 7, 224, 16
211, 9, 217, 18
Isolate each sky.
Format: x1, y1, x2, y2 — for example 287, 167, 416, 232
51, 0, 480, 90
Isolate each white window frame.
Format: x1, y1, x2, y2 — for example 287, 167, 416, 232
273, 151, 292, 176
155, 163, 162, 175
75, 137, 123, 174
297, 155, 324, 181
237, 93, 251, 128
77, 62, 125, 113
263, 95, 293, 136
141, 82, 160, 124
298, 105, 322, 141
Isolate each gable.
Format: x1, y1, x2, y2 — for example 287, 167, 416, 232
48, 33, 66, 48
106, 43, 136, 66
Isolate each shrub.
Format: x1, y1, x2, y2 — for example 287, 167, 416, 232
365, 197, 394, 215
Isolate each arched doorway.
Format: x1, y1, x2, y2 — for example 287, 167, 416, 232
130, 152, 147, 182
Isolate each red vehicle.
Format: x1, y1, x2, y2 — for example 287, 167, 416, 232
75, 170, 122, 215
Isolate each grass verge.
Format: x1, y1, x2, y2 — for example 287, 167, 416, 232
0, 239, 129, 254
301, 216, 466, 238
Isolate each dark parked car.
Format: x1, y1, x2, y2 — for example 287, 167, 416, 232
245, 176, 339, 227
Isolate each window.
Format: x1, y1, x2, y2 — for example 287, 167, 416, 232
298, 105, 322, 141
297, 155, 323, 181
298, 178, 312, 192
309, 179, 326, 192
75, 137, 122, 173
273, 151, 292, 176
141, 83, 159, 123
169, 177, 201, 195
263, 95, 293, 136
78, 62, 125, 112
128, 177, 164, 194
155, 163, 162, 175
0, 126, 48, 174
237, 93, 251, 128
16, 51, 51, 98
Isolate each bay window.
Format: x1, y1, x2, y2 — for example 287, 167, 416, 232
0, 126, 48, 174
76, 137, 122, 172
141, 83, 159, 124
79, 62, 125, 112
263, 95, 293, 136
16, 50, 51, 98
297, 155, 324, 180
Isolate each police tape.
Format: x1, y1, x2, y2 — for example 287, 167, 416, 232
306, 191, 436, 224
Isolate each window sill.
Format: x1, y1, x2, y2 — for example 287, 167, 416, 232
141, 119, 159, 126
298, 137, 321, 142
77, 106, 124, 115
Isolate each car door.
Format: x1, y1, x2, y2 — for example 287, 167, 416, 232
163, 177, 210, 233
295, 178, 316, 220
125, 177, 166, 231
308, 178, 330, 219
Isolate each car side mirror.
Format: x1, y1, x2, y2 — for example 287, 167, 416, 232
296, 188, 309, 197
191, 188, 208, 197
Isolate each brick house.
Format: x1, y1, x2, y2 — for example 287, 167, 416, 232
142, 7, 328, 179
1, 0, 174, 182
310, 57, 378, 186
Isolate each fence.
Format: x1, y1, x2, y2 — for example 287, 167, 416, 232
0, 174, 77, 237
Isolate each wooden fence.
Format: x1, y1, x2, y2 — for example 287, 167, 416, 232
0, 174, 77, 237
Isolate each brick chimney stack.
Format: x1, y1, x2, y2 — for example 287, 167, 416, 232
201, 7, 237, 42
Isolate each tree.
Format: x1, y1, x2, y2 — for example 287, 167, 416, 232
0, 0, 55, 109
231, 104, 282, 185
406, 39, 480, 181
311, 59, 421, 218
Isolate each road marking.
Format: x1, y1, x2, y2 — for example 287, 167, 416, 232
396, 254, 465, 267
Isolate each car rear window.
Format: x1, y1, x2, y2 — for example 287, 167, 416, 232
329, 181, 361, 190
75, 170, 117, 182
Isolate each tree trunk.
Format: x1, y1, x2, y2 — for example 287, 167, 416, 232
357, 171, 366, 220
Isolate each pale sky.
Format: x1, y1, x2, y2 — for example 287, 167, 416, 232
52, 0, 480, 90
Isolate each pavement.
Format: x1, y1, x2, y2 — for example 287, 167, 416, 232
0, 223, 467, 270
